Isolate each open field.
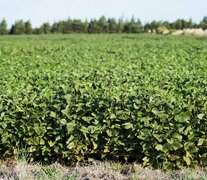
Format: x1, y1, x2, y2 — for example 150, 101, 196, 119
0, 34, 207, 170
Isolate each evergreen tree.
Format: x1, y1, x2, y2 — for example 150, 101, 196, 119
10, 20, 25, 35
132, 18, 142, 33
187, 19, 194, 28
25, 21, 32, 34
51, 22, 58, 33
124, 17, 142, 33
63, 18, 73, 33
162, 21, 170, 29
88, 20, 100, 33
98, 16, 108, 33
51, 21, 64, 34
173, 19, 183, 29
41, 23, 51, 34
33, 27, 43, 34
0, 19, 8, 35
117, 18, 124, 33
200, 16, 207, 29
72, 19, 87, 33
108, 18, 117, 33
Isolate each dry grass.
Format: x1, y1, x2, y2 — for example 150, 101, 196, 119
0, 160, 207, 180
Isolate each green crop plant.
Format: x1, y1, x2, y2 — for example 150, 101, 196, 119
0, 34, 207, 169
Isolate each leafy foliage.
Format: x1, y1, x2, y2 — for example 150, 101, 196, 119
0, 34, 207, 169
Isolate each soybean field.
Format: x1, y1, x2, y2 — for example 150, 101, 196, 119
0, 34, 207, 169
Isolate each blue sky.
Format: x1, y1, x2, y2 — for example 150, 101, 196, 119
0, 0, 207, 28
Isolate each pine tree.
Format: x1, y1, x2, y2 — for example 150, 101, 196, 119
10, 20, 25, 35
25, 21, 32, 34
0, 19, 8, 35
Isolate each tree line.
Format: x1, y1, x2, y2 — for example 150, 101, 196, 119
0, 16, 207, 35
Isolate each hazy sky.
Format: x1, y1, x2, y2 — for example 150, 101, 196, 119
0, 0, 207, 27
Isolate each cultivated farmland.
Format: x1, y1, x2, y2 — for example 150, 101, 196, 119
0, 34, 207, 169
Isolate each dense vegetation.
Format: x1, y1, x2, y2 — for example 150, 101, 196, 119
0, 34, 207, 169
0, 16, 207, 35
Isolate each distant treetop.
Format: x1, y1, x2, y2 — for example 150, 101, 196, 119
0, 16, 207, 35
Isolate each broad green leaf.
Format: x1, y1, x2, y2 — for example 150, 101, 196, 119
123, 122, 133, 129
155, 144, 163, 151
48, 141, 56, 147
183, 156, 191, 166
67, 123, 76, 134
198, 138, 205, 146
197, 114, 205, 119
40, 139, 45, 145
